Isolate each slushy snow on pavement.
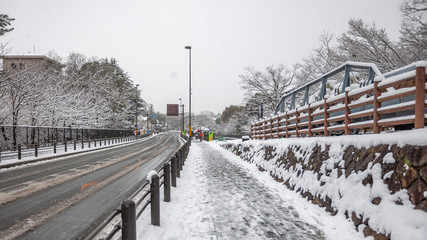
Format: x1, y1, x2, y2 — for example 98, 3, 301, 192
137, 141, 364, 239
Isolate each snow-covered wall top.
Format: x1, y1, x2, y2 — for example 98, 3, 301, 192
221, 128, 427, 240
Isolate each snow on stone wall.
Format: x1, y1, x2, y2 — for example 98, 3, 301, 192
220, 129, 427, 240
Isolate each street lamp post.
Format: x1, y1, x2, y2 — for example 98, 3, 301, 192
185, 46, 192, 140
179, 98, 182, 134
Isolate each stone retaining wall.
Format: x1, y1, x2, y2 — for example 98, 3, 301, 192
221, 141, 427, 240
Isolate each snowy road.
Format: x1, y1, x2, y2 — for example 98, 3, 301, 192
137, 141, 362, 239
0, 133, 182, 240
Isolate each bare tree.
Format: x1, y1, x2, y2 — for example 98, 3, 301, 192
296, 32, 341, 86
337, 19, 407, 72
240, 65, 297, 115
399, 0, 427, 62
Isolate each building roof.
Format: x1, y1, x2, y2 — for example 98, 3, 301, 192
1, 55, 65, 68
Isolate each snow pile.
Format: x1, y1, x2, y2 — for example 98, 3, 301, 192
146, 170, 158, 184
221, 128, 427, 239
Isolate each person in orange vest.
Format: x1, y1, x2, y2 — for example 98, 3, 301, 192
200, 132, 203, 141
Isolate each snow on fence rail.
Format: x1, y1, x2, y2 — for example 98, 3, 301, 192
85, 137, 191, 240
251, 61, 427, 140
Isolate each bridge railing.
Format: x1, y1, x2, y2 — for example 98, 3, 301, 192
251, 61, 426, 139
85, 137, 191, 240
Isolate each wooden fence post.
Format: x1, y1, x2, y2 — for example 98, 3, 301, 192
276, 116, 281, 138
373, 80, 381, 133
285, 112, 289, 138
269, 117, 273, 139
324, 96, 330, 136
415, 65, 426, 129
296, 110, 300, 138
344, 88, 350, 135
308, 104, 313, 137
263, 120, 267, 140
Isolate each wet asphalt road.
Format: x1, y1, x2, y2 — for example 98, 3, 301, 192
0, 133, 181, 239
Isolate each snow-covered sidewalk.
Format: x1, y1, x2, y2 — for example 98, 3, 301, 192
137, 141, 364, 239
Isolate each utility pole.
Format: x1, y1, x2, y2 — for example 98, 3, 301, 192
179, 98, 183, 134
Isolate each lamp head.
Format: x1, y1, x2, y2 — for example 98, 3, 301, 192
185, 46, 192, 50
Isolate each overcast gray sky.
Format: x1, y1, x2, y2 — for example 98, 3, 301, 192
1, 0, 403, 114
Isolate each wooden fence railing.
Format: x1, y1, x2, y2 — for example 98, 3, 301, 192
251, 62, 427, 140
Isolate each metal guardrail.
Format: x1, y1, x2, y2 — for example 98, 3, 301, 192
85, 138, 191, 240
0, 135, 151, 164
0, 125, 140, 163
0, 125, 134, 150
274, 61, 384, 114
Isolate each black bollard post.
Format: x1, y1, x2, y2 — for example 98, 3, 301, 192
18, 144, 21, 160
64, 141, 67, 152
121, 200, 136, 240
35, 144, 38, 157
180, 150, 185, 167
177, 152, 183, 171
82, 140, 84, 149
94, 140, 96, 147
181, 149, 185, 166
176, 156, 181, 178
164, 163, 171, 202
74, 140, 76, 151
88, 140, 91, 148
53, 142, 56, 154
171, 157, 177, 187
151, 174, 160, 226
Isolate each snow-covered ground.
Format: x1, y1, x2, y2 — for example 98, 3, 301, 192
137, 141, 364, 239
220, 128, 427, 240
